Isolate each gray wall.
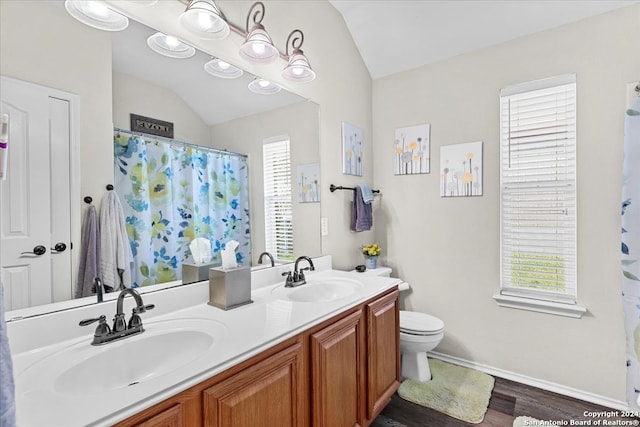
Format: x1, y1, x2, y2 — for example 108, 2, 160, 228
372, 4, 640, 405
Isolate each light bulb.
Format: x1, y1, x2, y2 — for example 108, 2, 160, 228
252, 43, 266, 55
84, 1, 109, 18
165, 36, 179, 48
217, 61, 230, 70
292, 67, 304, 76
197, 12, 214, 30
259, 80, 270, 88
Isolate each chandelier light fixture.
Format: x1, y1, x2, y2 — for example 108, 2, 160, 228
146, 32, 195, 59
66, 0, 318, 88
179, 0, 230, 40
204, 58, 244, 79
239, 2, 279, 64
248, 77, 281, 95
281, 29, 316, 83
64, 0, 129, 31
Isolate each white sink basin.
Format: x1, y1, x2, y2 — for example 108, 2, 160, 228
17, 318, 226, 397
272, 277, 364, 302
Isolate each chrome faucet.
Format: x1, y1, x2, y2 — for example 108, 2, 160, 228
283, 256, 315, 287
257, 251, 275, 267
79, 288, 154, 345
92, 277, 104, 303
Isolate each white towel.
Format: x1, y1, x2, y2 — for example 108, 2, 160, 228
99, 191, 132, 290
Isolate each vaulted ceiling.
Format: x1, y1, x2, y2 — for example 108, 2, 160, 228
329, 0, 638, 79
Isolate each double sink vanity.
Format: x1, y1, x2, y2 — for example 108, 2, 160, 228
6, 256, 401, 426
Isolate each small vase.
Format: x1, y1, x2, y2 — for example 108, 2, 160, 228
365, 256, 378, 270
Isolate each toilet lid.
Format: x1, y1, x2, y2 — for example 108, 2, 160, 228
400, 311, 444, 335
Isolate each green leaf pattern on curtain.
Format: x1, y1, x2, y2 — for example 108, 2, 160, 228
114, 131, 250, 288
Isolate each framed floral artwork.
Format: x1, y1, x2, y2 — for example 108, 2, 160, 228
440, 141, 483, 197
342, 122, 363, 176
297, 163, 320, 203
394, 124, 430, 175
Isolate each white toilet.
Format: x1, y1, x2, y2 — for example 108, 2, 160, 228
359, 266, 445, 382
399, 310, 444, 382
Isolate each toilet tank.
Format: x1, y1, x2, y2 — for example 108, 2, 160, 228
353, 265, 410, 292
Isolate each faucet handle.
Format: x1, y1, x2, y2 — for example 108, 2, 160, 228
129, 304, 154, 329
79, 315, 111, 338
133, 304, 155, 314
282, 271, 294, 287
79, 315, 104, 327
298, 267, 311, 282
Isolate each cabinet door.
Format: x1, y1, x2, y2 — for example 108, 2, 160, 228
113, 388, 201, 427
203, 342, 304, 427
134, 404, 183, 427
366, 289, 400, 421
310, 310, 365, 427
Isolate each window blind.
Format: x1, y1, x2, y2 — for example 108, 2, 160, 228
499, 75, 577, 304
263, 138, 293, 262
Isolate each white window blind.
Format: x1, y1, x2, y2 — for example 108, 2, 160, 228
263, 138, 293, 262
499, 75, 577, 304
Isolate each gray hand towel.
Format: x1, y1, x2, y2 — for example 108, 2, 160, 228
76, 205, 101, 298
351, 186, 373, 232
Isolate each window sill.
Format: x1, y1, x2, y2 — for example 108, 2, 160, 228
493, 293, 587, 318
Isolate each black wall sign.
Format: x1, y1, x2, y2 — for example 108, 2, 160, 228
130, 114, 174, 139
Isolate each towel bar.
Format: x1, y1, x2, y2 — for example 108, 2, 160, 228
329, 184, 380, 194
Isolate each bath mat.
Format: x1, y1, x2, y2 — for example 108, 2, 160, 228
397, 359, 495, 424
513, 416, 544, 426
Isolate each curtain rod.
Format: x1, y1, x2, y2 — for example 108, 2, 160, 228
114, 128, 248, 159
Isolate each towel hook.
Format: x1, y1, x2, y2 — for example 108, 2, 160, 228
83, 196, 93, 204
106, 184, 114, 191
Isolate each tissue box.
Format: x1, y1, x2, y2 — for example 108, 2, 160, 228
208, 266, 252, 310
182, 262, 218, 285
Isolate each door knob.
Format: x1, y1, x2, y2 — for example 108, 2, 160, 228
21, 245, 47, 256
51, 242, 67, 253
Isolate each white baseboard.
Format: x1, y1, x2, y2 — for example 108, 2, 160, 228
428, 351, 629, 411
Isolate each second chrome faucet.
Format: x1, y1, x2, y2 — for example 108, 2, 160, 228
282, 256, 315, 287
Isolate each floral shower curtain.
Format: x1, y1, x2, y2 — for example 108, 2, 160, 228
622, 90, 640, 410
114, 131, 250, 287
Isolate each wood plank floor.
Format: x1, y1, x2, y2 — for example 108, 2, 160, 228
373, 376, 638, 427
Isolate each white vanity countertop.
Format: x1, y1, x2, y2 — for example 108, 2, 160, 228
8, 267, 400, 427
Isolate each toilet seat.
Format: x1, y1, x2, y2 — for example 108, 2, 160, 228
400, 311, 444, 336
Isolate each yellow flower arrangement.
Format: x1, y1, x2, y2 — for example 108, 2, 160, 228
361, 243, 382, 257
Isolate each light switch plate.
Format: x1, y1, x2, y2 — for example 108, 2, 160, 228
321, 217, 329, 236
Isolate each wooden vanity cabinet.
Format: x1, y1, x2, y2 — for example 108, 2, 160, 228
113, 338, 302, 427
306, 288, 400, 427
114, 386, 202, 427
309, 309, 366, 427
365, 289, 400, 423
202, 340, 305, 427
115, 287, 399, 427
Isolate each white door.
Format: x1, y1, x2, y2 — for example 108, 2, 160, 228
0, 76, 75, 311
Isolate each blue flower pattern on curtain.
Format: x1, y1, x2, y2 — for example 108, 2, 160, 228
114, 131, 250, 287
